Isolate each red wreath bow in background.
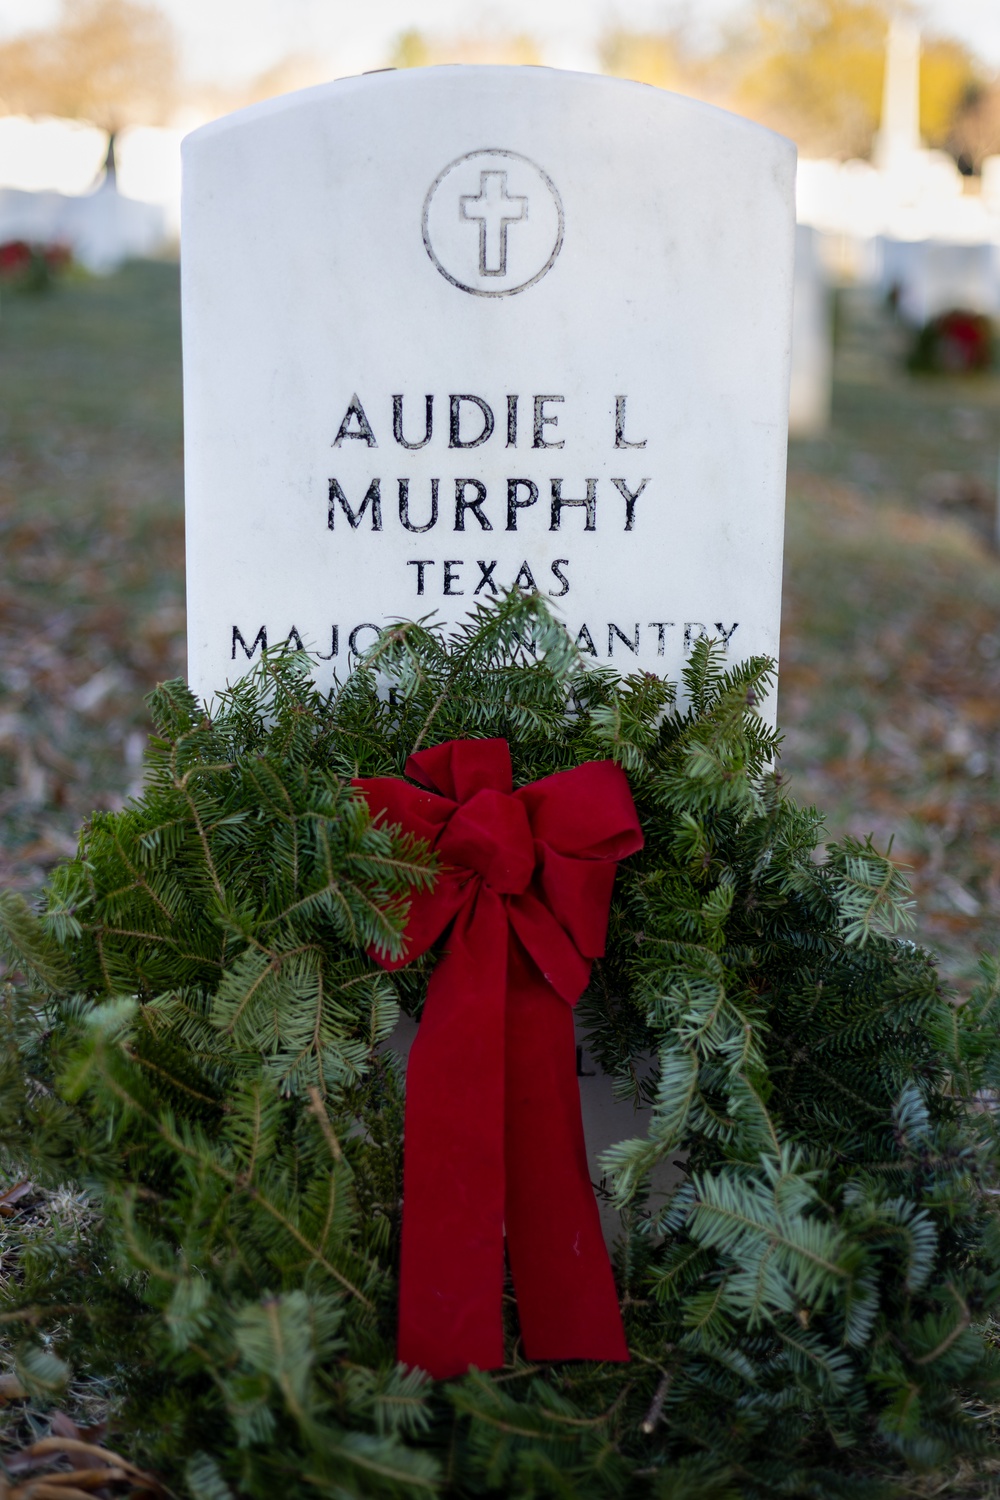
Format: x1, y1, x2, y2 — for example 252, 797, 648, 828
354, 738, 644, 1379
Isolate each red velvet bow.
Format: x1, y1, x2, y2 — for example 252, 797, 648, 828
354, 738, 643, 1378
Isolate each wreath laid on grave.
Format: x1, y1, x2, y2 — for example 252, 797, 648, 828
0, 239, 72, 295
1, 593, 1000, 1500
908, 307, 996, 375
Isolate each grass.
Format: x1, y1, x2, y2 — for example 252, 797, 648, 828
0, 263, 998, 982
782, 289, 1000, 983
0, 261, 184, 891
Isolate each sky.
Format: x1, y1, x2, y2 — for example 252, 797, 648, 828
1, 0, 1000, 84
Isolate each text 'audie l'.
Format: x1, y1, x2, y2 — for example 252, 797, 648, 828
332, 393, 648, 450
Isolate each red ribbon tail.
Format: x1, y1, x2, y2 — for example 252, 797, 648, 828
397, 888, 509, 1379
503, 938, 629, 1363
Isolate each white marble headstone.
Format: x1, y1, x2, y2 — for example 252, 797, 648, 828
181, 66, 795, 703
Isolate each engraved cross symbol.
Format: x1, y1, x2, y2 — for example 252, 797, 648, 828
459, 170, 528, 277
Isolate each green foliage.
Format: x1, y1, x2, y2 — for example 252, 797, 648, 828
1, 594, 999, 1498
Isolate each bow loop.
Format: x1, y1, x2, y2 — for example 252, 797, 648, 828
406, 737, 512, 802
357, 775, 455, 843
354, 776, 466, 968
507, 890, 593, 1004
516, 760, 644, 861
533, 845, 620, 962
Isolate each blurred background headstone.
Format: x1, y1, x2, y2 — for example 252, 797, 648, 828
0, 0, 179, 270
789, 224, 833, 438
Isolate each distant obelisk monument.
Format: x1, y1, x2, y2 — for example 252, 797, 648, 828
874, 18, 921, 173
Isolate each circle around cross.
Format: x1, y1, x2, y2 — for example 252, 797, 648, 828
421, 148, 565, 298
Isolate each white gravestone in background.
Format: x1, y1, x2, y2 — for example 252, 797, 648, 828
788, 225, 832, 439
182, 67, 796, 707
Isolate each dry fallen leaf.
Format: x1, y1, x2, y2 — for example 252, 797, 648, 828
0, 1374, 26, 1404
0, 1182, 34, 1218
2, 1435, 169, 1499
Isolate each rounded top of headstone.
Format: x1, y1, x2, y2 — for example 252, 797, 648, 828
181, 65, 796, 164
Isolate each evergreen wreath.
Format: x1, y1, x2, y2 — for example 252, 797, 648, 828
1, 593, 999, 1499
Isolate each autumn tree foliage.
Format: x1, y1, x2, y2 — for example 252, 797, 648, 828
0, 0, 178, 134
388, 29, 540, 71
598, 0, 983, 164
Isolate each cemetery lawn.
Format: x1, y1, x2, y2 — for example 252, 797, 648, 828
0, 260, 184, 894
0, 265, 998, 991
783, 288, 1000, 986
